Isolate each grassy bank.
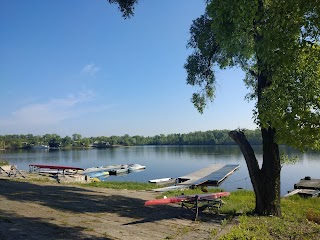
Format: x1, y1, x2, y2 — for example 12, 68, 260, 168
219, 191, 320, 239
154, 188, 320, 239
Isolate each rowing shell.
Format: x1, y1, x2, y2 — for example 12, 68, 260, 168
144, 192, 230, 206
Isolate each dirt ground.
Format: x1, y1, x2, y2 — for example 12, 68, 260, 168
0, 174, 234, 240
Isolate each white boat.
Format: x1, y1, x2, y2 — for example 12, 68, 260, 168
128, 164, 146, 172
149, 178, 174, 183
83, 164, 123, 173
83, 163, 144, 176
32, 145, 49, 150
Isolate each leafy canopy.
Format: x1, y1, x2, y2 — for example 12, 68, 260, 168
108, 0, 138, 18
185, 0, 320, 150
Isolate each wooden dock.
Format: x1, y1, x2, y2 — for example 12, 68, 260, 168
284, 177, 320, 198
177, 164, 240, 186
294, 177, 320, 190
153, 164, 239, 192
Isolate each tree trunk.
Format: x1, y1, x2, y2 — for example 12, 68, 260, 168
257, 127, 281, 216
229, 129, 281, 216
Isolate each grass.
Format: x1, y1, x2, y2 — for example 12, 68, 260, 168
0, 160, 9, 166
218, 192, 320, 240
155, 188, 320, 239
80, 181, 156, 191
26, 177, 55, 183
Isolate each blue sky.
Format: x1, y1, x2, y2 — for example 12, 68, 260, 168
0, 0, 257, 137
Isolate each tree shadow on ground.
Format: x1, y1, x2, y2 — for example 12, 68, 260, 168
128, 204, 228, 225
0, 209, 111, 240
0, 179, 226, 235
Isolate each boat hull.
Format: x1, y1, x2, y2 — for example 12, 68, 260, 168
149, 178, 174, 183
144, 192, 230, 206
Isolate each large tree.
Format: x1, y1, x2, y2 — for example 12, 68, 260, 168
109, 0, 320, 216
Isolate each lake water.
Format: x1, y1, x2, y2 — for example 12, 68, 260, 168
1, 145, 319, 196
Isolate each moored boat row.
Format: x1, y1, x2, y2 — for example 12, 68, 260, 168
81, 164, 146, 177
25, 162, 149, 184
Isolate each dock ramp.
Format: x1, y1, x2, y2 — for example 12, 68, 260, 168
153, 164, 239, 192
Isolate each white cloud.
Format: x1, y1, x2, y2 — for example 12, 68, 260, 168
81, 64, 100, 76
0, 90, 96, 129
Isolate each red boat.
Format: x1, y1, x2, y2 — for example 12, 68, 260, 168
29, 164, 84, 175
145, 191, 230, 220
144, 191, 230, 206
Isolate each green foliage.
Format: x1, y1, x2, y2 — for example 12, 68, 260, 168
207, 0, 256, 66
107, 0, 138, 18
185, 0, 320, 151
0, 160, 9, 166
0, 129, 262, 149
48, 134, 61, 148
280, 154, 299, 167
257, 0, 320, 151
184, 14, 218, 113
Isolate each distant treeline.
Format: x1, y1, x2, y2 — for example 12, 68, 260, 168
0, 129, 262, 149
